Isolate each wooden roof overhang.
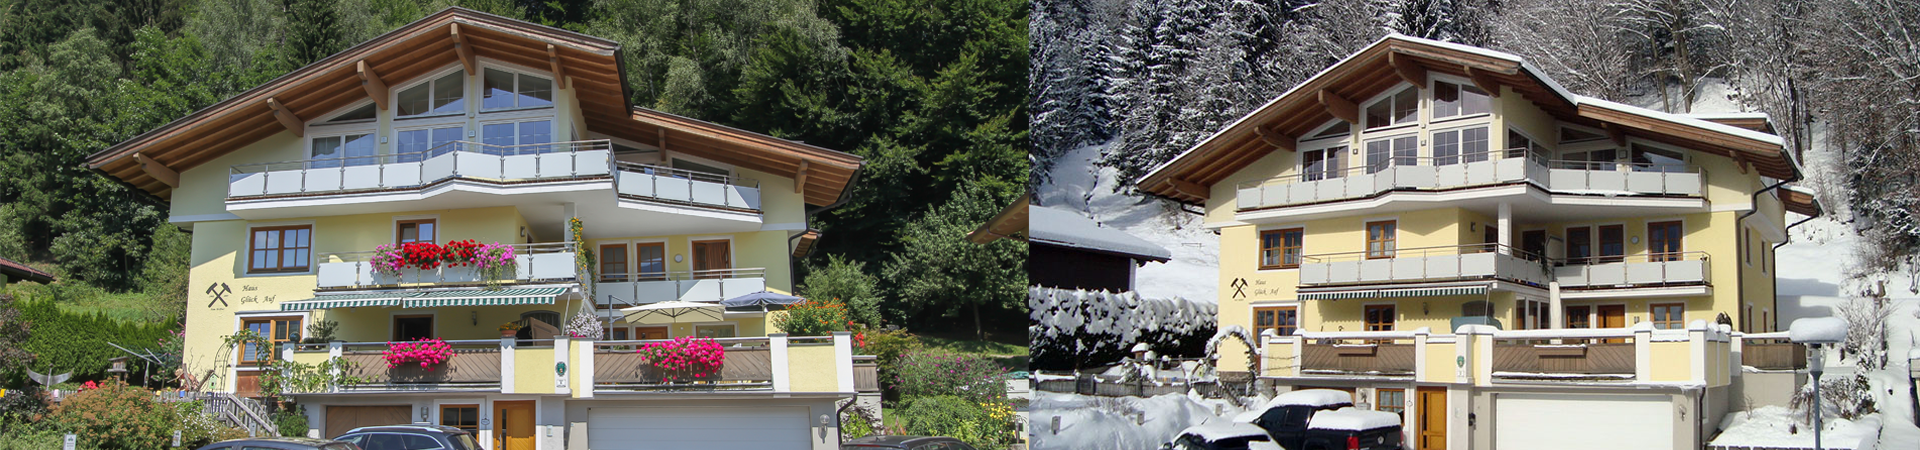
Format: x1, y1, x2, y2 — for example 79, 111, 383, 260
1138, 35, 1799, 205
1779, 188, 1822, 218
968, 194, 1030, 244
605, 108, 862, 206
88, 7, 861, 207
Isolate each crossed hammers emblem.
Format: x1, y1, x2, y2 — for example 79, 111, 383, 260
206, 282, 232, 307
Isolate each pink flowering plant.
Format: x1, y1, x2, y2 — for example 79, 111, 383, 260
889, 351, 1007, 402
382, 337, 455, 370
370, 244, 406, 276
633, 336, 726, 384
473, 242, 518, 287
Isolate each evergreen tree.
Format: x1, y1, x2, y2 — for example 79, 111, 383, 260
284, 0, 346, 67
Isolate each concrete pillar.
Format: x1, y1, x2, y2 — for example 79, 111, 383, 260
327, 341, 344, 392
1689, 320, 1708, 384
832, 331, 855, 393
1413, 327, 1430, 381
1634, 322, 1654, 382
554, 336, 571, 395
1496, 202, 1512, 253
501, 336, 517, 394
770, 333, 790, 392
574, 338, 595, 398
1548, 281, 1564, 330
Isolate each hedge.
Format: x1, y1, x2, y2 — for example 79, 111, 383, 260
8, 297, 177, 384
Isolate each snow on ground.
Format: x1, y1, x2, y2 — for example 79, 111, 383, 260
1037, 140, 1220, 303
1713, 406, 1882, 450
1027, 392, 1250, 450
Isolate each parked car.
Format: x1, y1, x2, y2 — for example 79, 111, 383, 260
1296, 408, 1403, 450
1232, 389, 1356, 449
1160, 422, 1285, 450
841, 435, 978, 450
333, 424, 480, 450
194, 437, 360, 450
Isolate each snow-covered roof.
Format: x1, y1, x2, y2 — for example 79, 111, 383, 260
1263, 389, 1354, 409
1028, 206, 1173, 261
1179, 422, 1274, 441
1788, 317, 1848, 343
1571, 96, 1784, 146
1308, 408, 1403, 431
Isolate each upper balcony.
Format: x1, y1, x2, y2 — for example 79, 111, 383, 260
1298, 244, 1711, 295
1553, 252, 1712, 295
1234, 150, 1706, 222
594, 268, 770, 306
225, 140, 765, 232
313, 242, 579, 291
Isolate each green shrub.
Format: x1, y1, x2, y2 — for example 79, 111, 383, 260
274, 408, 308, 437
7, 298, 177, 382
0, 426, 63, 450
772, 299, 848, 336
890, 351, 1006, 403
44, 378, 237, 449
857, 327, 922, 400
800, 255, 883, 327
892, 395, 1018, 450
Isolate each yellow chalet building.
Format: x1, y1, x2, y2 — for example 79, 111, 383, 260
86, 8, 868, 450
1140, 35, 1821, 450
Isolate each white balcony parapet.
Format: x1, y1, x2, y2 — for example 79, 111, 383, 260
612, 161, 761, 211
1553, 252, 1711, 289
315, 242, 576, 290
229, 140, 614, 197
595, 268, 769, 306
1299, 243, 1553, 287
1235, 149, 1704, 210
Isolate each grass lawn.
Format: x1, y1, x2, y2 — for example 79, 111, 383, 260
916, 334, 1027, 356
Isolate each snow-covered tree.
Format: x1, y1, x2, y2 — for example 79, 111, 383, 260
1493, 0, 1636, 102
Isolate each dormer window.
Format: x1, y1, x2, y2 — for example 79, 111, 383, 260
482, 68, 554, 110
1433, 81, 1489, 119
1364, 88, 1418, 129
397, 71, 466, 117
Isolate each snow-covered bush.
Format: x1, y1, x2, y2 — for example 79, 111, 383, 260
1789, 373, 1878, 424
1029, 287, 1216, 370
1835, 297, 1892, 371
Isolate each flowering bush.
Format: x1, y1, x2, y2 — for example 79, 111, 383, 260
474, 242, 518, 281
890, 395, 1019, 450
45, 378, 242, 449
371, 244, 406, 275
383, 338, 454, 370
771, 299, 848, 336
889, 351, 1006, 403
634, 336, 725, 384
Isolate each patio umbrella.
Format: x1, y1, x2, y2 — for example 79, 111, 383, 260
720, 290, 805, 310
620, 301, 725, 325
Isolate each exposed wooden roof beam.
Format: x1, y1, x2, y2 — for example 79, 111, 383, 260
267, 98, 304, 137
451, 23, 476, 75
1388, 53, 1425, 87
547, 44, 568, 90
1603, 123, 1627, 146
794, 159, 810, 194
1317, 89, 1359, 124
133, 153, 179, 188
1466, 67, 1501, 98
1169, 178, 1208, 200
357, 61, 389, 110
1254, 126, 1296, 152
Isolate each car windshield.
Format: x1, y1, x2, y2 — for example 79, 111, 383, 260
1211, 436, 1263, 450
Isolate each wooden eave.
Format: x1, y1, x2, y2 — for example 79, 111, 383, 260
967, 194, 1030, 244
88, 7, 862, 208
1137, 35, 1797, 204
790, 230, 821, 258
1779, 189, 1822, 218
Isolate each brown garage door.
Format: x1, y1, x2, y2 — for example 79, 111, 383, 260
325, 405, 411, 438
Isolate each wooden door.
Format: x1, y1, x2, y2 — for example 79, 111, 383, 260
691, 240, 731, 278
325, 405, 409, 439
1417, 387, 1448, 450
634, 326, 669, 340
1598, 304, 1627, 343
495, 401, 535, 450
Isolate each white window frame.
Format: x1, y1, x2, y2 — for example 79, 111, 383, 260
391, 65, 470, 121
1300, 119, 1352, 143
1297, 134, 1349, 181
1428, 73, 1492, 124
1361, 84, 1421, 132
477, 117, 559, 152
478, 60, 558, 113
1428, 124, 1492, 166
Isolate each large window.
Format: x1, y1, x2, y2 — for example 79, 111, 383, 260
1515, 299, 1548, 330
1364, 136, 1417, 173
480, 120, 553, 154
482, 68, 554, 110
1506, 129, 1550, 161
692, 240, 732, 278
1365, 88, 1419, 129
1565, 305, 1592, 329
1433, 81, 1490, 118
397, 126, 464, 160
440, 405, 479, 434
1366, 221, 1397, 259
240, 316, 302, 364
600, 243, 629, 281
1303, 147, 1345, 181
1631, 144, 1687, 173
1650, 303, 1685, 330
1432, 127, 1489, 166
249, 225, 312, 273
1649, 221, 1684, 262
392, 315, 434, 341
636, 243, 667, 280
1254, 306, 1298, 338
310, 134, 376, 168
1364, 305, 1395, 331
396, 71, 465, 117
1260, 228, 1304, 270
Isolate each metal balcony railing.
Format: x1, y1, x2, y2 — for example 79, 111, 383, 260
1553, 251, 1711, 289
611, 161, 761, 211
1235, 148, 1704, 210
1299, 243, 1553, 287
314, 242, 576, 289
228, 140, 614, 198
596, 268, 769, 305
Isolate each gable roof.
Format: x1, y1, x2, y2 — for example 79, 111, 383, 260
1137, 34, 1800, 204
87, 7, 860, 206
1029, 206, 1171, 262
0, 257, 55, 283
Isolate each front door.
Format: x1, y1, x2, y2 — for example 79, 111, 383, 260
1417, 387, 1448, 450
691, 240, 731, 278
495, 401, 534, 450
634, 326, 669, 340
1598, 304, 1627, 343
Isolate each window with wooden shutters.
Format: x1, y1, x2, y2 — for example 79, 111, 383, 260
249, 226, 312, 273
600, 243, 629, 282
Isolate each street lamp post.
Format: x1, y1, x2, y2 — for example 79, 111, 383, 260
1789, 317, 1848, 450
1808, 342, 1825, 450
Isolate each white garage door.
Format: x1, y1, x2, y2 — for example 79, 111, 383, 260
587, 406, 810, 450
1494, 393, 1675, 450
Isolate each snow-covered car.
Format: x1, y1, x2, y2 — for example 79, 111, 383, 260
1231, 389, 1356, 449
1160, 423, 1286, 450
1297, 408, 1403, 450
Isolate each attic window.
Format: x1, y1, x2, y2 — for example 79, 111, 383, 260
324, 104, 377, 124
1364, 88, 1418, 130
1433, 81, 1489, 118
397, 72, 466, 117
1307, 121, 1350, 140
1560, 126, 1605, 143
482, 68, 554, 110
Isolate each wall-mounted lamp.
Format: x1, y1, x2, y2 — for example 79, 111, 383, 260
1422, 302, 1429, 315
471, 311, 478, 326
420, 405, 429, 421
1470, 223, 1478, 232
674, 254, 684, 263
819, 414, 831, 426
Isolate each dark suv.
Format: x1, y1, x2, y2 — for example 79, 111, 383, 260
195, 437, 360, 450
842, 435, 979, 450
334, 424, 480, 450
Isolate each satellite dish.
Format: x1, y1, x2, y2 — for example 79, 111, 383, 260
27, 369, 71, 386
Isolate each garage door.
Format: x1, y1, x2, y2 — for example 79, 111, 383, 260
587, 407, 809, 450
1493, 393, 1674, 450
325, 405, 411, 439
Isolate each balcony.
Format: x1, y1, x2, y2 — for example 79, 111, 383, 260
1299, 244, 1551, 288
594, 268, 769, 306
1235, 151, 1704, 211
1262, 323, 1743, 386
1299, 340, 1416, 376
592, 338, 774, 391
313, 243, 578, 290
1554, 252, 1711, 290
225, 140, 764, 223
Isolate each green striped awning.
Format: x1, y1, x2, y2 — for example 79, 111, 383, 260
401, 288, 568, 308
1299, 285, 1487, 300
279, 292, 414, 311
